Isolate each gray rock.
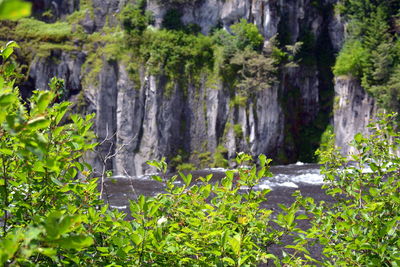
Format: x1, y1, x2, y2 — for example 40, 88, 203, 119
30, 0, 79, 22
29, 50, 85, 97
334, 77, 376, 156
24, 0, 369, 177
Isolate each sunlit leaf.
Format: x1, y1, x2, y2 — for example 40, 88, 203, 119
0, 0, 31, 20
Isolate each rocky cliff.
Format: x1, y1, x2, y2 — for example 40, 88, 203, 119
18, 0, 355, 176
333, 77, 377, 155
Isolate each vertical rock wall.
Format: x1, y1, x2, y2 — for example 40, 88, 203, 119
23, 0, 369, 177
333, 77, 376, 156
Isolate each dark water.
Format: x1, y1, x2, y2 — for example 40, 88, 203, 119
103, 162, 333, 214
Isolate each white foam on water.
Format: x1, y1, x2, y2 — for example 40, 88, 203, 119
111, 205, 127, 210
257, 180, 299, 189
258, 184, 272, 190
273, 173, 290, 182
278, 182, 299, 188
295, 161, 305, 166
290, 172, 324, 185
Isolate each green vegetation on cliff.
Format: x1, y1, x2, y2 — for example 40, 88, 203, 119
334, 0, 400, 112
119, 0, 283, 96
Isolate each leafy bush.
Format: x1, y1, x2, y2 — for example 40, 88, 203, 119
3, 40, 400, 265
162, 8, 184, 30
0, 42, 301, 266
230, 19, 264, 51
14, 18, 72, 42
212, 19, 263, 59
0, 42, 111, 264
212, 145, 229, 168
120, 1, 152, 36
144, 153, 301, 266
285, 114, 400, 265
140, 28, 214, 84
333, 39, 367, 77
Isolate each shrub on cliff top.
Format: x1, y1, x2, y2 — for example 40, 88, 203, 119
333, 39, 367, 77
14, 18, 72, 42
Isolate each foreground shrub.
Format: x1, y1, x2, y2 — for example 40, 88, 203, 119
2, 39, 399, 265
0, 41, 302, 266
286, 114, 400, 266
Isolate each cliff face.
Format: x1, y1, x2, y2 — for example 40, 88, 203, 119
333, 77, 376, 155
24, 0, 351, 176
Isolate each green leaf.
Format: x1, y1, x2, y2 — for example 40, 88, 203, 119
151, 175, 163, 182
35, 91, 53, 113
259, 154, 267, 167
229, 234, 241, 255
27, 116, 50, 130
138, 195, 145, 211
222, 257, 236, 265
37, 248, 57, 258
354, 133, 363, 144
131, 233, 143, 245
50, 177, 63, 186
0, 93, 16, 105
2, 47, 13, 61
0, 148, 12, 156
0, 0, 31, 20
296, 214, 308, 220
55, 235, 94, 249
55, 102, 70, 124
96, 247, 109, 253
5, 41, 19, 49
369, 187, 379, 197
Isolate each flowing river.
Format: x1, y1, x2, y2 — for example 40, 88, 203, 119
103, 162, 334, 214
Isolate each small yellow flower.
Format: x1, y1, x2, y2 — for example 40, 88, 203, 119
238, 216, 249, 225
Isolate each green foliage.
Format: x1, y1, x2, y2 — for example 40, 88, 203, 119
230, 47, 278, 93
0, 42, 148, 266
137, 154, 300, 266
230, 94, 248, 107
334, 0, 400, 112
162, 8, 184, 30
230, 19, 264, 51
333, 40, 367, 77
140, 28, 214, 88
284, 114, 400, 265
317, 124, 334, 162
176, 162, 196, 172
198, 151, 212, 168
0, 42, 104, 264
0, 0, 31, 20
233, 124, 243, 138
212, 145, 229, 168
14, 18, 72, 42
121, 1, 152, 36
0, 42, 304, 266
120, 9, 280, 97
212, 20, 263, 59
